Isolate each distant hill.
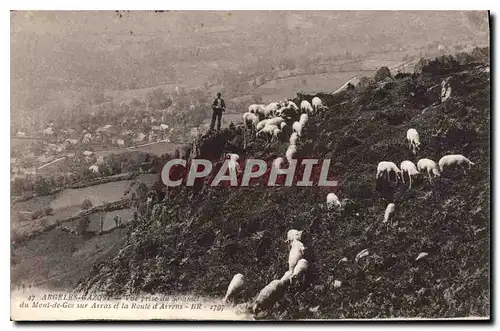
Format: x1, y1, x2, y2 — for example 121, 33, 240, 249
11, 11, 489, 129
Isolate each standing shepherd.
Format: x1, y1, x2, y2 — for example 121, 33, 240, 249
210, 92, 226, 131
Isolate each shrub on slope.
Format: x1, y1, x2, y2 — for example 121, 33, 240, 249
75, 55, 490, 319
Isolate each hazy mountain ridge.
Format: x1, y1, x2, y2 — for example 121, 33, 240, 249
11, 11, 489, 128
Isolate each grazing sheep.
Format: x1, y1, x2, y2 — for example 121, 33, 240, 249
266, 117, 286, 127
417, 158, 440, 183
300, 100, 314, 114
285, 145, 297, 164
243, 112, 259, 127
256, 124, 280, 142
376, 161, 402, 183
312, 97, 323, 111
286, 100, 299, 111
383, 203, 396, 224
326, 192, 342, 210
280, 270, 293, 285
400, 160, 420, 189
255, 119, 271, 131
223, 273, 245, 304
286, 229, 303, 243
438, 154, 475, 174
264, 102, 281, 117
252, 279, 286, 314
406, 128, 421, 155
289, 132, 299, 146
299, 113, 309, 126
290, 259, 308, 283
248, 104, 266, 114
288, 239, 306, 272
292, 121, 303, 136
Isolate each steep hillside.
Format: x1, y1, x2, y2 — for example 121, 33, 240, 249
75, 52, 490, 319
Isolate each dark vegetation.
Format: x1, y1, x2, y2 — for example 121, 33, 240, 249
76, 49, 490, 319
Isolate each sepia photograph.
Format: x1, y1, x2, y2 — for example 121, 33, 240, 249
9, 9, 491, 321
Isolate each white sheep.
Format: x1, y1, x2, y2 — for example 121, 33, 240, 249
243, 112, 259, 127
286, 229, 303, 243
417, 158, 440, 183
266, 117, 286, 127
383, 203, 396, 225
290, 258, 308, 283
376, 161, 402, 183
406, 128, 421, 155
326, 192, 342, 210
280, 122, 289, 135
252, 279, 286, 314
289, 132, 298, 146
285, 100, 299, 111
400, 160, 420, 189
288, 239, 305, 272
223, 273, 245, 304
256, 124, 281, 142
264, 102, 281, 117
438, 154, 475, 174
255, 119, 271, 131
248, 104, 266, 114
292, 121, 303, 136
312, 97, 324, 111
285, 145, 297, 164
299, 113, 309, 126
300, 100, 313, 114
280, 270, 293, 285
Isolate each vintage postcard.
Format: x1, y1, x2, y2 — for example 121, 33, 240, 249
10, 10, 490, 321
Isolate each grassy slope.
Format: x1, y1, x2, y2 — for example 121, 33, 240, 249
75, 58, 490, 319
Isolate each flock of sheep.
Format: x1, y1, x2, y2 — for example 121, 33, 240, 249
223, 228, 308, 315
220, 96, 476, 316
375, 128, 475, 225
242, 97, 326, 165
376, 128, 475, 189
